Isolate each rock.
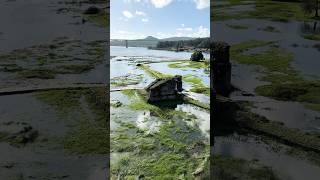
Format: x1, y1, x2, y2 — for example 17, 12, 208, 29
84, 6, 101, 15
111, 100, 122, 107
145, 75, 183, 102
190, 50, 204, 61
136, 63, 141, 66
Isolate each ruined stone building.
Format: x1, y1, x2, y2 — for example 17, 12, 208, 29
145, 75, 183, 102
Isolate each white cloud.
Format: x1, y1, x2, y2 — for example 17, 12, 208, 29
111, 29, 146, 39
150, 0, 173, 8
142, 18, 149, 22
122, 10, 133, 18
192, 25, 209, 37
194, 0, 209, 9
181, 24, 185, 27
135, 10, 146, 16
177, 27, 193, 31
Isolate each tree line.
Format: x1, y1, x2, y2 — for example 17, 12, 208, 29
156, 38, 211, 49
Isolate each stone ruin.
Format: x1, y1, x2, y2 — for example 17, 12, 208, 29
146, 75, 183, 102
211, 41, 232, 96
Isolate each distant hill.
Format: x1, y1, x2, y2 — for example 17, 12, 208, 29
110, 36, 196, 47
161, 37, 194, 41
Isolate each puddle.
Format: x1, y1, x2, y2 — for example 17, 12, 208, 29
214, 134, 320, 180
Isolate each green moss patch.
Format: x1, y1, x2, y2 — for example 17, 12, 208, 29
231, 40, 320, 111
168, 60, 209, 69
213, 0, 313, 22
36, 87, 109, 154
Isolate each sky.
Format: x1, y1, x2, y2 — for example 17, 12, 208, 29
111, 0, 210, 40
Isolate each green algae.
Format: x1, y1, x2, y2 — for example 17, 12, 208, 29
85, 12, 109, 28
258, 26, 280, 33
227, 24, 250, 29
138, 64, 172, 79
111, 117, 209, 179
111, 89, 210, 178
36, 87, 109, 154
231, 40, 320, 111
183, 74, 210, 96
213, 0, 313, 22
111, 74, 143, 87
18, 69, 56, 79
302, 33, 320, 41
168, 60, 209, 69
212, 156, 280, 180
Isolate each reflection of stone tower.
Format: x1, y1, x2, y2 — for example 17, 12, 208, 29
212, 42, 231, 96
125, 40, 128, 48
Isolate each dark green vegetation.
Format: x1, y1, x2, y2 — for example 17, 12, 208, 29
36, 87, 109, 154
155, 38, 210, 51
190, 50, 205, 61
111, 89, 210, 179
0, 38, 105, 79
302, 33, 320, 40
110, 36, 195, 48
258, 26, 280, 33
213, 0, 315, 22
231, 40, 320, 111
212, 156, 280, 180
227, 24, 250, 29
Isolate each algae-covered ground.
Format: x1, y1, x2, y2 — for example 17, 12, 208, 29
213, 0, 320, 179
110, 46, 210, 179
0, 0, 109, 179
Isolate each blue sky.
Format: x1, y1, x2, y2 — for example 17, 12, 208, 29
111, 0, 210, 39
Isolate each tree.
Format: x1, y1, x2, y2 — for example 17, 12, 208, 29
302, 0, 320, 18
